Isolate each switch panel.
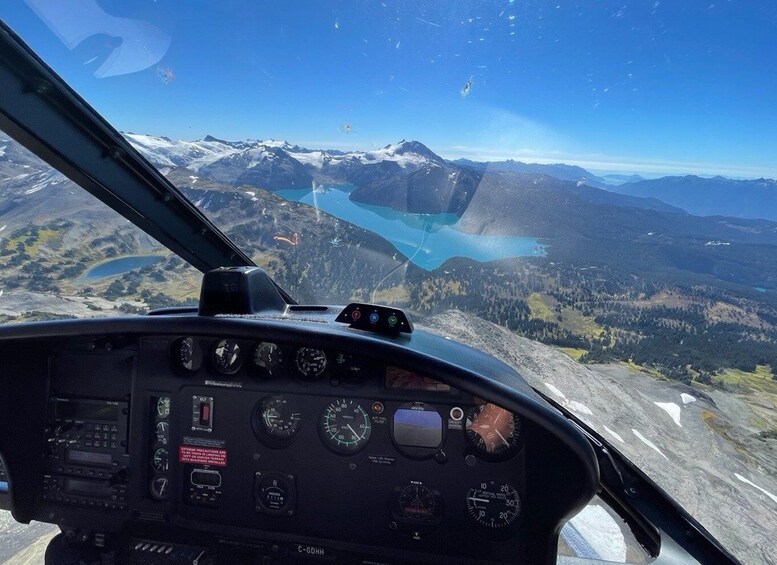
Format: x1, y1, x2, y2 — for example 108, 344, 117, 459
191, 396, 214, 433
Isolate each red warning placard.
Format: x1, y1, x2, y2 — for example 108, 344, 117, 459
179, 445, 227, 467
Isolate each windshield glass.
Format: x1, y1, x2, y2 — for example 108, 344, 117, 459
0, 127, 201, 321
2, 1, 777, 563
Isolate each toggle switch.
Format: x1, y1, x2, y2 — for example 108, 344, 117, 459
191, 396, 214, 432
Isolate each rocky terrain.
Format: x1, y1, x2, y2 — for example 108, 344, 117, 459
0, 512, 56, 564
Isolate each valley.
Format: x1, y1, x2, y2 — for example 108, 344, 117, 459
4, 133, 777, 387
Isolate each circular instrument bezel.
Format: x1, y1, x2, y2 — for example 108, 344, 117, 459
251, 341, 284, 378
319, 398, 372, 455
464, 403, 522, 461
171, 336, 203, 374
465, 480, 521, 532
252, 394, 303, 448
210, 338, 243, 375
293, 347, 328, 380
391, 481, 444, 527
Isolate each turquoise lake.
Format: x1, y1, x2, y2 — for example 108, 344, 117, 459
276, 185, 545, 270
85, 255, 165, 279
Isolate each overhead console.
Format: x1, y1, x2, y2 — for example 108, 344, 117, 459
0, 271, 597, 564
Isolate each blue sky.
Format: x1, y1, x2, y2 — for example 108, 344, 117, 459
2, 0, 777, 178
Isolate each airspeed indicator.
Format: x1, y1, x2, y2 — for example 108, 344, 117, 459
319, 398, 371, 454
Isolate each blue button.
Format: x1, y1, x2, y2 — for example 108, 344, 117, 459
369, 312, 379, 324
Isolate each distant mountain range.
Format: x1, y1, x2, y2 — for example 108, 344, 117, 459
124, 134, 685, 216
128, 133, 777, 223
610, 175, 777, 222
115, 133, 777, 288
7, 131, 777, 289
452, 158, 613, 188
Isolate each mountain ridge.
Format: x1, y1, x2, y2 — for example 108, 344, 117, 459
612, 175, 777, 222
121, 133, 688, 217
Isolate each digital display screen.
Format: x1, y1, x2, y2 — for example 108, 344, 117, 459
55, 400, 118, 422
191, 470, 221, 487
385, 367, 450, 392
393, 409, 443, 448
66, 449, 112, 466
64, 478, 110, 496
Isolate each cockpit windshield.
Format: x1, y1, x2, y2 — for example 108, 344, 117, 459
1, 1, 777, 563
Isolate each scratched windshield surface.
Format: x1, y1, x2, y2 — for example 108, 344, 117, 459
2, 1, 777, 563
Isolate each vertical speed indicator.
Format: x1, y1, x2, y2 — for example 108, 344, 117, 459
465, 481, 521, 530
319, 399, 372, 454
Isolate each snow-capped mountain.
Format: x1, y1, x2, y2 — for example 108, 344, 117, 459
121, 133, 476, 211
124, 133, 442, 183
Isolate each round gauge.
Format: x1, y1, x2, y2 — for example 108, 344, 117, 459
152, 447, 169, 473
211, 339, 242, 375
391, 482, 443, 526
156, 396, 171, 419
254, 472, 297, 516
464, 404, 521, 460
155, 421, 169, 445
150, 475, 169, 501
319, 398, 372, 454
294, 347, 328, 379
252, 342, 284, 377
171, 337, 202, 373
252, 395, 302, 446
465, 481, 521, 530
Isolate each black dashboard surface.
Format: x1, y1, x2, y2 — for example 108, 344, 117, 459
0, 313, 598, 564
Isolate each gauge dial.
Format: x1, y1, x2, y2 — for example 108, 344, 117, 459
252, 342, 284, 377
392, 482, 443, 525
320, 398, 372, 454
156, 396, 171, 419
252, 395, 302, 446
465, 481, 521, 530
171, 337, 202, 373
211, 339, 242, 375
465, 404, 521, 460
152, 448, 169, 473
294, 347, 328, 379
254, 472, 296, 516
150, 475, 169, 501
155, 421, 169, 445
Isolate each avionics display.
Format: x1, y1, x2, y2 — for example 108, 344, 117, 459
66, 449, 113, 466
392, 408, 443, 448
65, 478, 113, 496
55, 400, 119, 422
385, 367, 450, 392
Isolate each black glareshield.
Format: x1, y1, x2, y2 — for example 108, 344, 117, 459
198, 267, 289, 316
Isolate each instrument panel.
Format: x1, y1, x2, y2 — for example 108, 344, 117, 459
160, 336, 527, 556
0, 317, 599, 565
